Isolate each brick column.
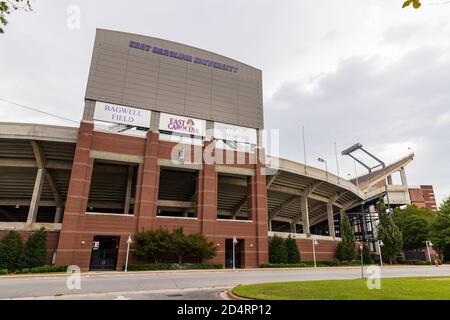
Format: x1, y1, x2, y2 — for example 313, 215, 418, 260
248, 148, 269, 266
199, 141, 217, 237
197, 140, 219, 263
136, 130, 160, 231
55, 121, 94, 267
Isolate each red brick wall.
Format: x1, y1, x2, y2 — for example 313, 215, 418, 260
55, 122, 269, 270
0, 230, 60, 265
267, 237, 339, 261
295, 238, 339, 261
409, 185, 437, 211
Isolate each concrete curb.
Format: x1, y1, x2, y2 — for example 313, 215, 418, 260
220, 289, 250, 300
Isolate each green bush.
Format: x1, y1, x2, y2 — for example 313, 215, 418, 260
133, 227, 217, 264
396, 255, 406, 264
269, 235, 288, 264
127, 263, 223, 271
0, 269, 8, 275
285, 236, 301, 263
18, 268, 30, 274
29, 265, 67, 273
54, 265, 68, 272
22, 229, 47, 269
0, 231, 23, 272
30, 265, 55, 273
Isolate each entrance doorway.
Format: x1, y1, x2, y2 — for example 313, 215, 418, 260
89, 236, 120, 271
225, 238, 244, 269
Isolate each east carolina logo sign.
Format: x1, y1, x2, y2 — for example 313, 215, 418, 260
159, 113, 206, 137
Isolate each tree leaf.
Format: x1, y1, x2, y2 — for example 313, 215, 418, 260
402, 0, 413, 8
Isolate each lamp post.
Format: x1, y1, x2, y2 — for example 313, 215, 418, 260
359, 243, 364, 278
377, 240, 384, 266
125, 235, 133, 272
312, 238, 319, 267
232, 237, 239, 270
425, 240, 433, 262
317, 157, 328, 179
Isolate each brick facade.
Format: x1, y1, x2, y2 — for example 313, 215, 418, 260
54, 122, 276, 270
409, 185, 437, 211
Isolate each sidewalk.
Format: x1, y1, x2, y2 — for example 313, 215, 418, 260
1, 264, 448, 280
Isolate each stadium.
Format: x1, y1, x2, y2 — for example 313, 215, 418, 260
0, 29, 418, 270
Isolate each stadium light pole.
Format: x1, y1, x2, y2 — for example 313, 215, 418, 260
317, 157, 328, 179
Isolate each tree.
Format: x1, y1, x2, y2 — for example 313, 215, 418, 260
0, 231, 23, 271
132, 227, 217, 264
132, 227, 172, 263
362, 243, 373, 264
377, 198, 403, 264
186, 233, 217, 263
336, 212, 356, 262
285, 235, 301, 263
393, 205, 434, 251
0, 0, 32, 33
269, 235, 288, 264
429, 197, 450, 261
403, 0, 422, 9
169, 227, 192, 264
22, 228, 47, 268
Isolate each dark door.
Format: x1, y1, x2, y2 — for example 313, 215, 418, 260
89, 236, 120, 271
225, 238, 243, 269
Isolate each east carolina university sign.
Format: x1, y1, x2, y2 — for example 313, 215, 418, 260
159, 113, 206, 137
94, 102, 151, 128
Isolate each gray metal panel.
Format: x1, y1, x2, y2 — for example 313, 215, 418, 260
84, 29, 263, 129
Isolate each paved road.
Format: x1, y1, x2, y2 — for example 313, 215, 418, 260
1, 265, 450, 300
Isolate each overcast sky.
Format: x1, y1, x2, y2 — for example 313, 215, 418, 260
1, 0, 449, 204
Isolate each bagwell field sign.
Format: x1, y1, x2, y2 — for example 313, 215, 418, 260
129, 40, 240, 73
93, 101, 151, 128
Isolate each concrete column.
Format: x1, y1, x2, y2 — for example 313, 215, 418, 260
268, 219, 272, 231
290, 222, 296, 233
26, 167, 46, 226
400, 167, 408, 186
326, 203, 336, 238
54, 207, 62, 224
301, 197, 310, 236
387, 175, 393, 185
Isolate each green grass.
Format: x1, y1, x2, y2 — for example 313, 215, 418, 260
232, 276, 450, 300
